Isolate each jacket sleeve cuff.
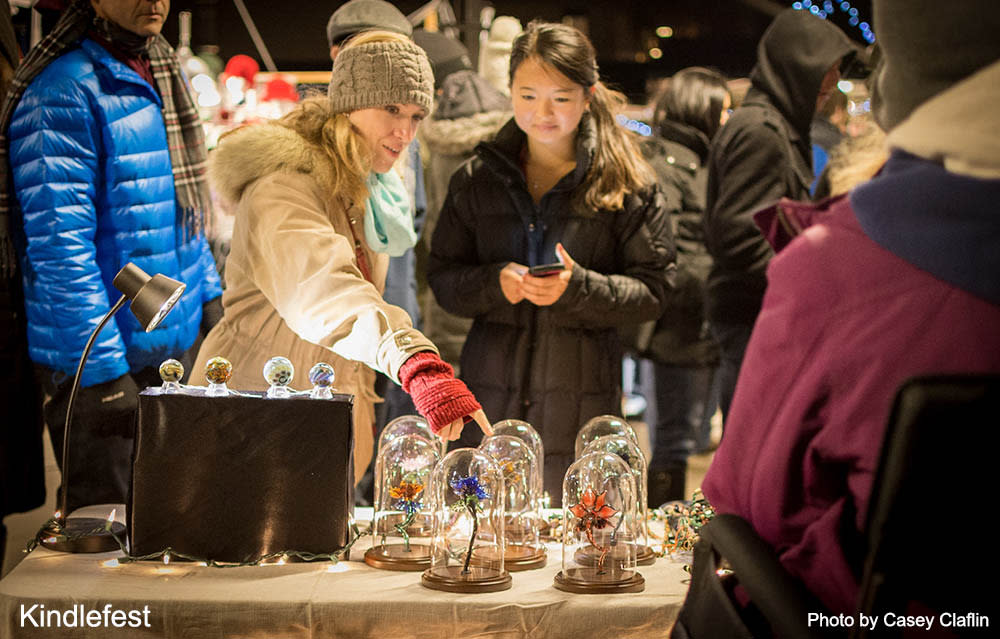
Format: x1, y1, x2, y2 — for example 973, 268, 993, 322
398, 351, 482, 434
376, 328, 439, 385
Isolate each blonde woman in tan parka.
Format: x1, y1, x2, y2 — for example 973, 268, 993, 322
193, 32, 491, 485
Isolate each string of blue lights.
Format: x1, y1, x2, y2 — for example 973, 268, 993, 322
791, 0, 875, 43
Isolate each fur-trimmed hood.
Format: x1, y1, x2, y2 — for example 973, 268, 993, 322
420, 109, 510, 157
209, 122, 332, 207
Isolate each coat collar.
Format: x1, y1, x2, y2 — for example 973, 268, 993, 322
80, 38, 161, 107
475, 114, 597, 192
656, 119, 710, 163
851, 150, 1000, 305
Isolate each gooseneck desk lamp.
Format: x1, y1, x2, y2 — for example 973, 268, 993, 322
39, 263, 186, 553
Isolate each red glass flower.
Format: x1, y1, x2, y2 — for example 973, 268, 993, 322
570, 489, 618, 530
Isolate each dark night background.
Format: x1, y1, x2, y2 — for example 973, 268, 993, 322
12, 0, 874, 103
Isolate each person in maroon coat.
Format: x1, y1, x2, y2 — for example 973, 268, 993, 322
703, 0, 1000, 615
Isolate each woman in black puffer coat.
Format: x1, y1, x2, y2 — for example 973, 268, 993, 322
428, 22, 675, 503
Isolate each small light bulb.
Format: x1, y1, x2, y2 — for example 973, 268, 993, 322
163, 552, 171, 565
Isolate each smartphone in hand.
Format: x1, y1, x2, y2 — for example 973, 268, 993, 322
528, 262, 564, 277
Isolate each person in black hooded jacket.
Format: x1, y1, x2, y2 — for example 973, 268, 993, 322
703, 8, 854, 422
428, 22, 675, 503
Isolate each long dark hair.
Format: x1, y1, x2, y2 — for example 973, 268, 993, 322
653, 67, 731, 140
509, 21, 654, 211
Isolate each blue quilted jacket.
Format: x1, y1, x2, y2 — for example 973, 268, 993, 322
9, 39, 222, 387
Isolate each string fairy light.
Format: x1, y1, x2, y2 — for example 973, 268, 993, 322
28, 515, 370, 569
791, 0, 875, 43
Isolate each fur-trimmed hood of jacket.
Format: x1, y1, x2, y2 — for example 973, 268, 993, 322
420, 109, 510, 157
209, 122, 333, 208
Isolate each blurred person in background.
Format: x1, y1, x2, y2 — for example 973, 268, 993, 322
702, 8, 854, 425
810, 85, 848, 194
416, 33, 510, 373
636, 67, 731, 506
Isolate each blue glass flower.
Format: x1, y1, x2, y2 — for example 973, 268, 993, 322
450, 475, 489, 501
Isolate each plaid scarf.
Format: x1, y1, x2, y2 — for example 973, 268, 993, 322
0, 0, 211, 280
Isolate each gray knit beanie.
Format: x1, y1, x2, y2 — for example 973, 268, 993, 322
871, 0, 1000, 131
326, 0, 412, 47
329, 38, 434, 114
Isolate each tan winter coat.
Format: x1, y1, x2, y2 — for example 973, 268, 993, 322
193, 123, 436, 484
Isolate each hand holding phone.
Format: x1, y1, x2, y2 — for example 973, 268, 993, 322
528, 262, 564, 277
523, 244, 574, 306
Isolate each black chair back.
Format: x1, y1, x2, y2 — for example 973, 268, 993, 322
852, 375, 998, 638
672, 513, 837, 638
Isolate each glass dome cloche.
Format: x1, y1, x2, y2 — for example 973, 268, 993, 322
574, 414, 640, 460
479, 435, 546, 571
378, 414, 447, 458
554, 451, 645, 594
421, 448, 511, 593
491, 419, 545, 506
365, 434, 441, 571
582, 434, 656, 565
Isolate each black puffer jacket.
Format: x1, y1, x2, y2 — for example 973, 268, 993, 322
639, 121, 719, 368
428, 116, 675, 501
704, 9, 854, 325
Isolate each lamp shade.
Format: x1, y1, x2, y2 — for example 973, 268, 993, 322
112, 263, 186, 332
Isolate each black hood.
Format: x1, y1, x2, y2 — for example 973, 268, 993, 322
749, 9, 855, 138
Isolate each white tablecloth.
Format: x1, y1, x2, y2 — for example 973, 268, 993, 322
0, 506, 690, 638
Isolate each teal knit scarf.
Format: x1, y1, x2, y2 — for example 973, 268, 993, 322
363, 169, 417, 257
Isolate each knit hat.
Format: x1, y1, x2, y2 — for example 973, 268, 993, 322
326, 0, 412, 47
328, 38, 434, 113
412, 29, 472, 89
871, 0, 1000, 131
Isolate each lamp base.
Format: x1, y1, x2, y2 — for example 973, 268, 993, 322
38, 517, 126, 554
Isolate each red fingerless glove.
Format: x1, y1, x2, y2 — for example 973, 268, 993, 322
399, 351, 481, 434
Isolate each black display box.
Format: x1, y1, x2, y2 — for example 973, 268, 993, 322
128, 389, 355, 562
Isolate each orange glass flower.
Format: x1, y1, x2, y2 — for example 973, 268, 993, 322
570, 489, 618, 530
389, 480, 424, 503
500, 461, 522, 485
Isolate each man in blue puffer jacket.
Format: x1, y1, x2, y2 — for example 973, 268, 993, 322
1, 0, 221, 512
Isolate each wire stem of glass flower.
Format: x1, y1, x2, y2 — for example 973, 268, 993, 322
462, 501, 478, 574
585, 524, 610, 573
394, 508, 416, 552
